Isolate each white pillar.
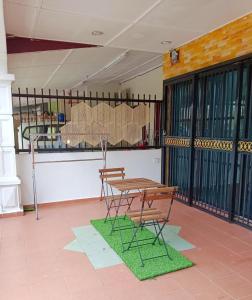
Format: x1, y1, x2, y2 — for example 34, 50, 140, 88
0, 0, 7, 75
0, 0, 22, 216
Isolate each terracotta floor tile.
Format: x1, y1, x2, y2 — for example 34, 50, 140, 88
239, 269, 252, 284
0, 251, 28, 273
143, 273, 183, 291
195, 260, 235, 280
0, 283, 31, 300
165, 289, 195, 300
71, 288, 111, 300
194, 291, 233, 300
96, 264, 140, 289
65, 271, 103, 294
1, 199, 252, 300
213, 274, 252, 299
240, 295, 252, 300
230, 256, 252, 270
28, 276, 71, 300
216, 236, 252, 254
170, 268, 231, 298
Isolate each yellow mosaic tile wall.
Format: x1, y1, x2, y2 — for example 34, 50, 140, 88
163, 13, 252, 79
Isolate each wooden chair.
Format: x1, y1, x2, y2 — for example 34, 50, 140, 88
99, 167, 125, 200
125, 186, 178, 267
99, 167, 139, 222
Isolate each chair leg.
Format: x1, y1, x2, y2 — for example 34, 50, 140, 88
100, 180, 104, 201
140, 220, 145, 231
147, 200, 153, 208
123, 196, 134, 219
110, 192, 123, 235
152, 221, 166, 245
104, 199, 113, 222
127, 223, 140, 250
128, 224, 144, 267
117, 213, 126, 252
104, 183, 113, 222
156, 221, 172, 260
153, 222, 161, 245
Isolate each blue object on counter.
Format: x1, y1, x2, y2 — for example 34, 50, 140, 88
58, 113, 65, 122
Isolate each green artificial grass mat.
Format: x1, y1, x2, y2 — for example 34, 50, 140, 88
91, 217, 194, 280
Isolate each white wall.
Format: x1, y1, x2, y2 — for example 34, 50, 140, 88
16, 149, 161, 205
86, 82, 120, 97
73, 67, 163, 100
72, 82, 120, 97
120, 67, 163, 99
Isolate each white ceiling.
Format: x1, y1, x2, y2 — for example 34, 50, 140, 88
5, 0, 252, 90
8, 47, 162, 90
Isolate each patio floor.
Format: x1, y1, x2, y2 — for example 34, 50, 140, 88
0, 199, 252, 300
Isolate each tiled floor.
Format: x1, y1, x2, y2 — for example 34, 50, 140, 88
0, 199, 252, 300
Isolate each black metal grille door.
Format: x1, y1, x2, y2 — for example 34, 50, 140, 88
162, 59, 252, 229
235, 63, 252, 227
164, 79, 193, 203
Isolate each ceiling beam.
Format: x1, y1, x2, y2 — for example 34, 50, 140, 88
29, 0, 43, 38
104, 0, 164, 46
42, 49, 73, 88
6, 35, 98, 54
105, 54, 162, 83
71, 49, 129, 89
119, 63, 162, 84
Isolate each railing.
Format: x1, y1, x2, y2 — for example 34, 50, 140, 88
12, 88, 162, 153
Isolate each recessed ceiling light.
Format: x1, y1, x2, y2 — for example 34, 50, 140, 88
161, 40, 172, 45
92, 30, 104, 36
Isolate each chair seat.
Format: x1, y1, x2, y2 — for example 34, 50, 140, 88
126, 208, 160, 217
131, 213, 166, 223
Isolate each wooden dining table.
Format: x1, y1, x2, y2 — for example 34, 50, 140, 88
106, 178, 165, 234
106, 177, 164, 192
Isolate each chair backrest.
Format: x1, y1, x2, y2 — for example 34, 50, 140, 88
99, 167, 125, 181
141, 186, 178, 202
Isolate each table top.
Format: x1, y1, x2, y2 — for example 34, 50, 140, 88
106, 177, 164, 192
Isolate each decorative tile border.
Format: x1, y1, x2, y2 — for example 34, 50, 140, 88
238, 141, 252, 153
194, 139, 233, 151
164, 137, 191, 148
165, 137, 252, 153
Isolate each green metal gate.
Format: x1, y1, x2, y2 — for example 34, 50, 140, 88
162, 58, 252, 229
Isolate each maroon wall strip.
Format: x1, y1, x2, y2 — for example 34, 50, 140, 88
7, 35, 99, 54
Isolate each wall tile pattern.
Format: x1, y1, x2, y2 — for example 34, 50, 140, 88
163, 13, 252, 79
